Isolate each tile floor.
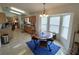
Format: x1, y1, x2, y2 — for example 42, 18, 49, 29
0, 29, 65, 55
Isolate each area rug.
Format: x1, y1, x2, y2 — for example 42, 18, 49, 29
26, 40, 60, 55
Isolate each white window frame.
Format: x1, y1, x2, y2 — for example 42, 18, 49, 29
48, 16, 61, 34
40, 16, 48, 32
60, 14, 72, 40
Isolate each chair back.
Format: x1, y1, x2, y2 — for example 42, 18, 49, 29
32, 34, 39, 40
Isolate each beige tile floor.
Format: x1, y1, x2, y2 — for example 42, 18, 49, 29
0, 29, 65, 55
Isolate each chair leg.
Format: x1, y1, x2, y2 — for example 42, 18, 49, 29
33, 40, 39, 50
33, 40, 36, 50
47, 43, 51, 51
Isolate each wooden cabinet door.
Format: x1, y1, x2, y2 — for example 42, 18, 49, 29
0, 13, 6, 24
29, 16, 36, 25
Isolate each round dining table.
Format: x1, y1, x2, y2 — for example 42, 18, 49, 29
32, 32, 55, 51
38, 32, 53, 40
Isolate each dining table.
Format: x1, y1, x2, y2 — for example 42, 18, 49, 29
32, 32, 55, 51
38, 32, 53, 40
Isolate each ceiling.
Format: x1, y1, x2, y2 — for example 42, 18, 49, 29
0, 3, 64, 13
0, 3, 67, 14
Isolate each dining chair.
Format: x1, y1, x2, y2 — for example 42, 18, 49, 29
32, 34, 39, 49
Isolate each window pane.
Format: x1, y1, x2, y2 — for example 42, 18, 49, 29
50, 16, 60, 25
61, 27, 68, 40
49, 16, 60, 33
62, 15, 70, 27
61, 14, 71, 40
49, 26, 59, 33
41, 17, 48, 32
41, 17, 48, 24
41, 25, 47, 32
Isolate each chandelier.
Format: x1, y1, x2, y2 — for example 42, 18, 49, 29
40, 3, 48, 17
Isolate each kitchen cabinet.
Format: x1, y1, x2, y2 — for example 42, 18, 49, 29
24, 16, 36, 34
0, 13, 6, 24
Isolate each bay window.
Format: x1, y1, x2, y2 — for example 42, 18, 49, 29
49, 16, 60, 33
40, 14, 71, 40
61, 15, 71, 40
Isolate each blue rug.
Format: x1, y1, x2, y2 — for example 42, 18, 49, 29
26, 40, 60, 55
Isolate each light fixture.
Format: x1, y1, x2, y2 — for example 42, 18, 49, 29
10, 10, 21, 15
10, 7, 26, 14
40, 3, 48, 17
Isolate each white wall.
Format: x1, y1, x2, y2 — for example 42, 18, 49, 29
17, 15, 23, 29
0, 6, 3, 12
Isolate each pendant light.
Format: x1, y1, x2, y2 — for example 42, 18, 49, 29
40, 3, 48, 17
